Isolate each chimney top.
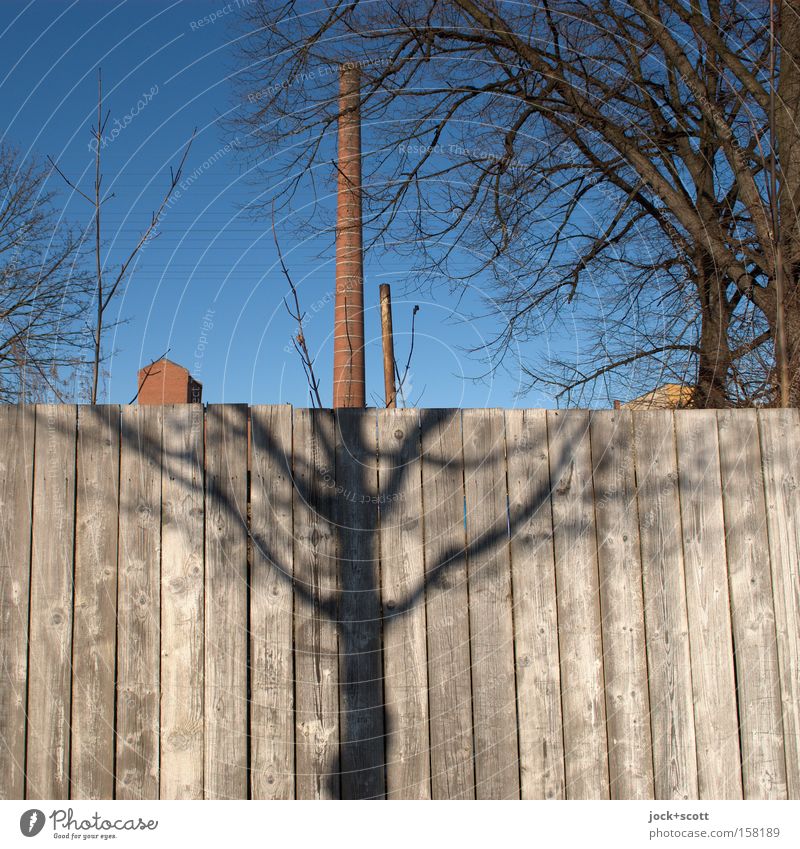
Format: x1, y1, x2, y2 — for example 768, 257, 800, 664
332, 64, 366, 407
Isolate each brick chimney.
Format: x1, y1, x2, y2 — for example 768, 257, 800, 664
332, 64, 366, 407
137, 358, 202, 404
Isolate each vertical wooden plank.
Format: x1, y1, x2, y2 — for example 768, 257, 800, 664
160, 404, 204, 799
293, 408, 339, 799
71, 405, 120, 799
204, 404, 248, 799
26, 404, 77, 799
546, 409, 609, 799
116, 405, 162, 800
674, 410, 742, 799
250, 405, 294, 799
377, 408, 430, 799
335, 408, 385, 799
0, 404, 35, 799
717, 409, 787, 799
759, 409, 800, 798
420, 409, 474, 800
505, 409, 565, 800
590, 410, 654, 799
632, 411, 697, 799
462, 408, 519, 799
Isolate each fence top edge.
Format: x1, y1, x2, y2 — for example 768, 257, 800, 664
0, 403, 795, 416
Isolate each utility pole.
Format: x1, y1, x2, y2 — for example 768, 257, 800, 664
333, 65, 366, 407
379, 284, 397, 407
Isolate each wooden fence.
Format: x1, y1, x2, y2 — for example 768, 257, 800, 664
0, 404, 799, 800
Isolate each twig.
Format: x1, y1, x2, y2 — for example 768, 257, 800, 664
102, 129, 196, 312
272, 204, 324, 408
395, 304, 419, 406
128, 347, 172, 403
46, 157, 94, 205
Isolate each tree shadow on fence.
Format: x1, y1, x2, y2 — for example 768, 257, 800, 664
243, 405, 577, 799
37, 404, 617, 799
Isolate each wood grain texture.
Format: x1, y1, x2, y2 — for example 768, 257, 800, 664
632, 411, 697, 800
293, 408, 340, 799
462, 409, 520, 799
250, 405, 294, 800
0, 404, 35, 800
160, 404, 205, 799
71, 405, 120, 800
335, 408, 386, 799
759, 409, 800, 798
717, 409, 787, 799
9, 403, 800, 800
377, 408, 430, 799
674, 410, 742, 799
420, 409, 474, 800
26, 404, 77, 799
547, 409, 609, 799
505, 409, 565, 800
590, 410, 654, 799
116, 406, 162, 799
204, 404, 248, 799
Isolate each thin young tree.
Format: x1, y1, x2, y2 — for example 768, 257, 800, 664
50, 69, 195, 403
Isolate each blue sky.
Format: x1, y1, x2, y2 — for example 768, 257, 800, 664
0, 0, 569, 407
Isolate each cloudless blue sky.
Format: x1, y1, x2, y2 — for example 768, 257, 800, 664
0, 0, 571, 407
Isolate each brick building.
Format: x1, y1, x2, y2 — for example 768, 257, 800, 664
137, 358, 202, 405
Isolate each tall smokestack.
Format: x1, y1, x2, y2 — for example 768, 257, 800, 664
333, 65, 366, 407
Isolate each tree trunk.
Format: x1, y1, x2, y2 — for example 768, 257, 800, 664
782, 293, 800, 404
694, 250, 731, 408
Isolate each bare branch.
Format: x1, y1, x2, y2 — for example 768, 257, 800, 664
395, 304, 420, 407
272, 204, 324, 408
128, 347, 172, 403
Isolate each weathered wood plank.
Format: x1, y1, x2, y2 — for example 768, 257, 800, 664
674, 410, 742, 799
71, 405, 120, 800
759, 409, 800, 798
26, 404, 77, 799
462, 408, 519, 799
160, 404, 205, 799
335, 408, 385, 799
293, 408, 339, 799
116, 405, 162, 800
590, 410, 653, 799
204, 404, 248, 799
250, 405, 294, 800
632, 411, 697, 800
377, 408, 430, 799
546, 409, 609, 799
505, 408, 564, 800
0, 404, 35, 800
717, 409, 787, 799
420, 409, 474, 800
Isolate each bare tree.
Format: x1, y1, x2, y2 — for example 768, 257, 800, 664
50, 69, 195, 403
231, 0, 800, 407
0, 143, 94, 403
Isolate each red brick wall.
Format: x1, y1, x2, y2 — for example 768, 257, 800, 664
138, 360, 195, 404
